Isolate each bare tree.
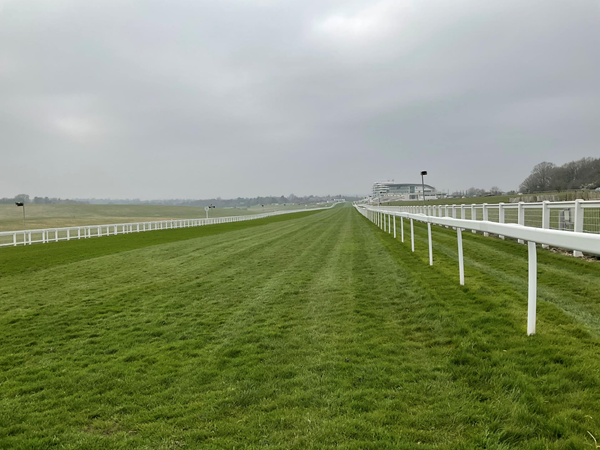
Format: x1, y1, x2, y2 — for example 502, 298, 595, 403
519, 162, 556, 193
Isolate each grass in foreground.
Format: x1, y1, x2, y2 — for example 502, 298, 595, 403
0, 204, 599, 449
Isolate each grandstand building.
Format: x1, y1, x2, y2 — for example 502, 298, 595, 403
371, 182, 440, 202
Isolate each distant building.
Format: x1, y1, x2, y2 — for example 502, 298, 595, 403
371, 182, 440, 202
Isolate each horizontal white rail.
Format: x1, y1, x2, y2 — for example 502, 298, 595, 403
356, 204, 600, 336
0, 204, 337, 249
361, 199, 600, 257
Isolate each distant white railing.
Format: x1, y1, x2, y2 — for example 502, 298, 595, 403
371, 199, 600, 257
355, 204, 600, 336
0, 204, 337, 249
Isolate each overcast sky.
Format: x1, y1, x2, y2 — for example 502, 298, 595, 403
1, 0, 599, 199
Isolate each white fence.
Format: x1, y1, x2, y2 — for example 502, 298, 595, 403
376, 199, 600, 257
355, 204, 600, 336
0, 205, 336, 249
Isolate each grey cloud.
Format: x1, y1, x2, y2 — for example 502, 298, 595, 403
1, 0, 599, 198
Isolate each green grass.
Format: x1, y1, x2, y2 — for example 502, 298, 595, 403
1, 204, 600, 448
387, 195, 512, 207
0, 203, 327, 232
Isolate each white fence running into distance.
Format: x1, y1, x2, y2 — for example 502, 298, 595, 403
354, 201, 600, 336
0, 204, 337, 249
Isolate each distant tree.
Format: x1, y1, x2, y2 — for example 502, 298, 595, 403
519, 162, 556, 193
489, 186, 502, 196
465, 187, 485, 197
519, 158, 600, 193
14, 194, 30, 203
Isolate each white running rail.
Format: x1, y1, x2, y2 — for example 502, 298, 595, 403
355, 204, 600, 336
0, 204, 337, 249
374, 199, 600, 257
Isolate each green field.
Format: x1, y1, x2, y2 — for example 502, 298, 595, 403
0, 203, 328, 232
387, 195, 513, 207
1, 204, 600, 449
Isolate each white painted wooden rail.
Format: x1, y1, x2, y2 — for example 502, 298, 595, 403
0, 204, 337, 249
370, 199, 600, 257
355, 204, 600, 336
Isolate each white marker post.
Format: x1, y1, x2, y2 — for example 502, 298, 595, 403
427, 222, 433, 266
205, 206, 210, 220
527, 241, 537, 335
393, 216, 396, 238
457, 228, 464, 285
401, 217, 404, 242
410, 219, 414, 252
388, 214, 391, 234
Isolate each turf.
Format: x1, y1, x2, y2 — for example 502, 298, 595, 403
0, 203, 328, 232
0, 204, 600, 449
387, 195, 512, 207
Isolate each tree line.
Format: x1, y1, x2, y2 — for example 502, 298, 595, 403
0, 194, 85, 205
0, 193, 358, 207
519, 157, 600, 194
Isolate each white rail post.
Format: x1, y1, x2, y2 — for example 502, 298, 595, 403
573, 199, 583, 257
13, 233, 16, 246
78, 228, 81, 239
518, 202, 525, 244
393, 216, 396, 238
482, 203, 489, 237
471, 204, 477, 233
457, 227, 465, 285
498, 202, 505, 240
67, 229, 70, 241
452, 205, 456, 219
427, 222, 433, 266
541, 201, 550, 249
410, 219, 415, 252
527, 241, 537, 336
388, 214, 391, 234
461, 204, 466, 220
383, 213, 387, 232
401, 217, 404, 242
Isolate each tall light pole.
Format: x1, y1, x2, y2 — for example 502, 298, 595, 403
420, 171, 428, 208
15, 202, 26, 232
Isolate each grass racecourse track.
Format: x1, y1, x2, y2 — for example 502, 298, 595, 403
0, 203, 328, 232
2, 204, 600, 449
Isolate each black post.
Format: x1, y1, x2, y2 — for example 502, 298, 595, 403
420, 171, 428, 208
